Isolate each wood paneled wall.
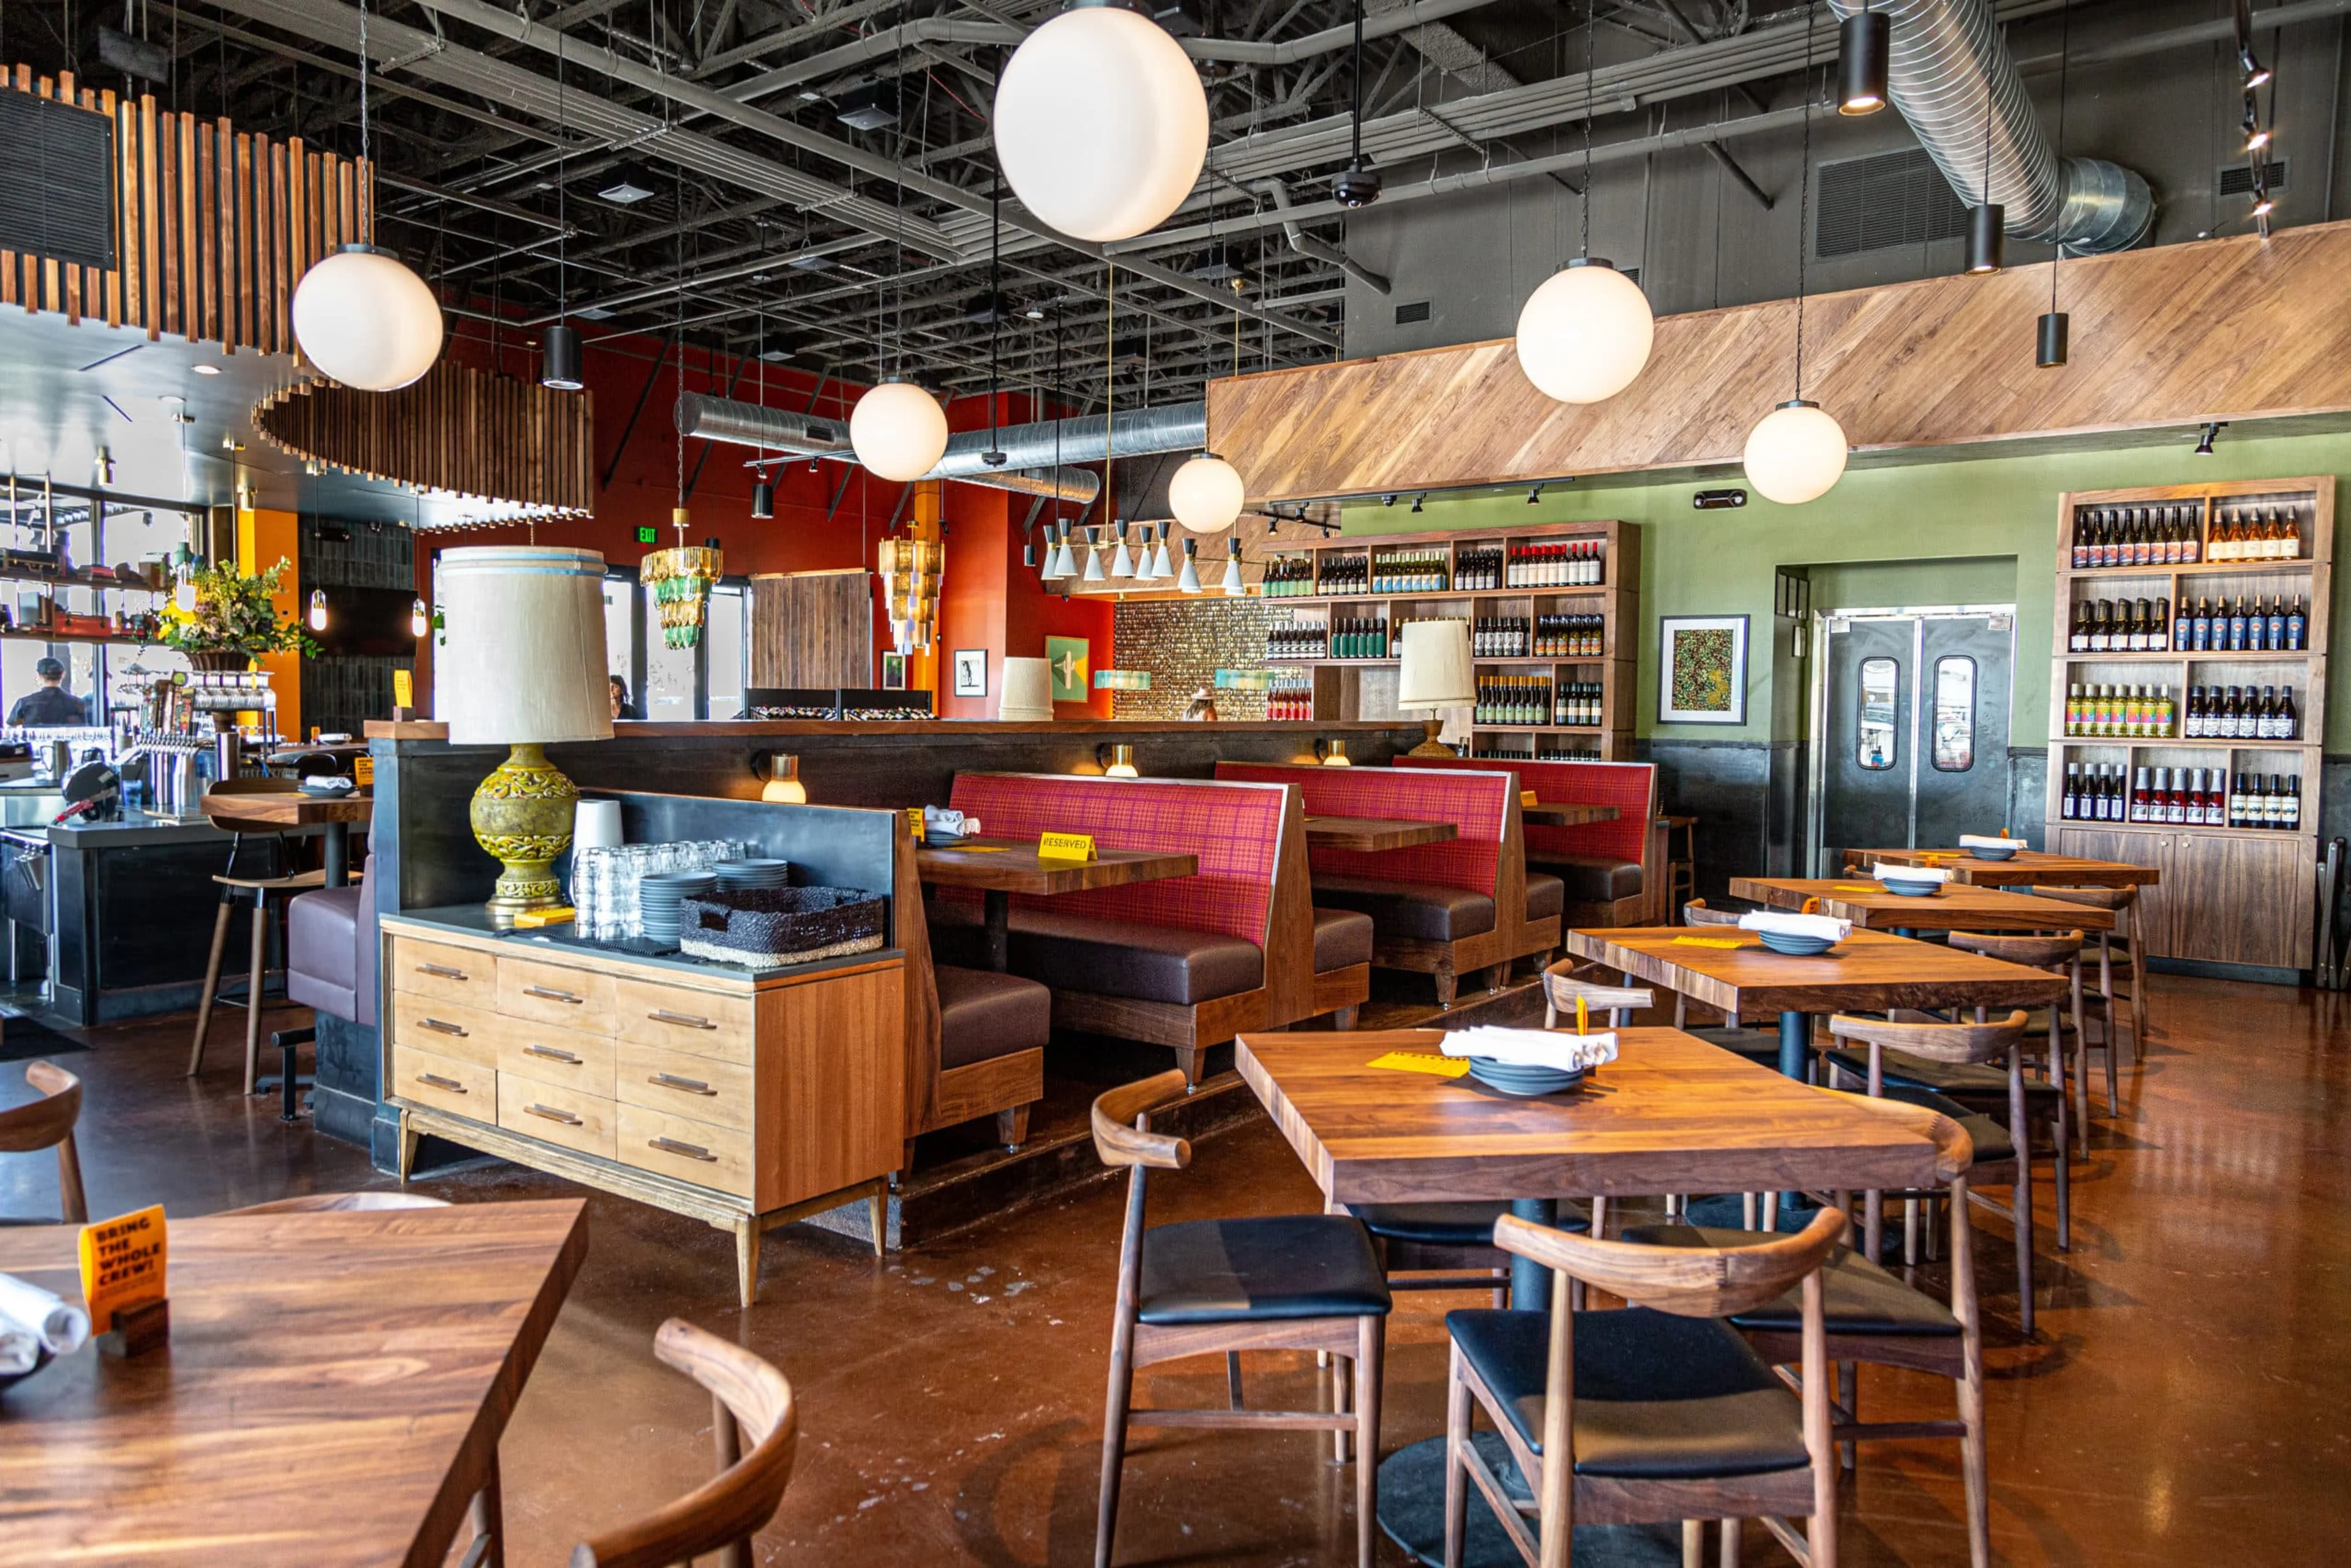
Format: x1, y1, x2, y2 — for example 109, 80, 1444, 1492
253, 360, 595, 518
1, 66, 370, 357
1209, 221, 2351, 503
751, 570, 872, 689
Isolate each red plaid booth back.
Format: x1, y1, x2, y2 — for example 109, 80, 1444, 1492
1213, 762, 1505, 896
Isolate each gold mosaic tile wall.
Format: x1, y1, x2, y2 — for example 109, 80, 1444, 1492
1109, 599, 1278, 719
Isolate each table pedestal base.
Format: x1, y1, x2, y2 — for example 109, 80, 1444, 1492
1376, 1435, 1682, 1567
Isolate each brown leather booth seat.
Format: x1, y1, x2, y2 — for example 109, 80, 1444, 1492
1310, 876, 1496, 943
931, 905, 1263, 1005
936, 965, 1052, 1068
1532, 854, 1644, 905
1525, 872, 1565, 923
1313, 908, 1374, 973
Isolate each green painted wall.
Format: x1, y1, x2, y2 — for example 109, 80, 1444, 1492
1339, 429, 2351, 748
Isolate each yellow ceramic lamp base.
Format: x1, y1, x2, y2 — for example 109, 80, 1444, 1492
470, 741, 579, 928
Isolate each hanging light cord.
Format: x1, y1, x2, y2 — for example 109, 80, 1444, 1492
1104, 263, 1116, 538
1580, 0, 1594, 258
1793, 1, 1815, 399
356, 0, 372, 233
1351, 0, 1365, 167
989, 183, 1001, 452
1979, 30, 1995, 210
555, 32, 566, 315
2052, 0, 2070, 309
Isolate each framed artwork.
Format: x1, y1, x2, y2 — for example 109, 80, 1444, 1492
952, 648, 988, 697
1658, 615, 1749, 725
1046, 636, 1090, 702
879, 652, 907, 691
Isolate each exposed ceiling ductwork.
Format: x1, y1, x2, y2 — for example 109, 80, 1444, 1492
1826, 0, 2153, 253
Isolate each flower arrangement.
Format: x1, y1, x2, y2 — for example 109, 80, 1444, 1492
160, 557, 320, 668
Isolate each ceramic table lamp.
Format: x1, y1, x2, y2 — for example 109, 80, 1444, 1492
1000, 656, 1054, 721
1397, 618, 1473, 757
438, 546, 614, 926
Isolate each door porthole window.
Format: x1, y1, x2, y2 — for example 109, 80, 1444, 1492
1931, 655, 1976, 772
1858, 656, 1899, 770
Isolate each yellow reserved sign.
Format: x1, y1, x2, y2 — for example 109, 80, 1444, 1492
1367, 1050, 1472, 1079
906, 807, 924, 842
1521, 789, 1539, 806
78, 1205, 167, 1334
392, 669, 414, 708
1832, 883, 1877, 893
1037, 831, 1097, 862
354, 754, 375, 787
1672, 936, 1745, 948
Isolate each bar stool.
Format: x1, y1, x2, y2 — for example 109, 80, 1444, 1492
2028, 884, 2141, 1111
1658, 814, 1697, 921
186, 780, 326, 1096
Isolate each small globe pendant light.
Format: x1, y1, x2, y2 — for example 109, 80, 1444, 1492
850, 379, 950, 482
1838, 6, 1889, 116
1170, 451, 1245, 533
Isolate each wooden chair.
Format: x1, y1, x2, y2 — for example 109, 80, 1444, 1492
1539, 962, 1651, 1030
229, 1191, 450, 1215
571, 1318, 800, 1568
1091, 1071, 1390, 1568
1621, 1096, 1990, 1568
1660, 816, 1698, 922
1666, 902, 1783, 1072
2028, 884, 2140, 1113
1946, 930, 2088, 1171
1444, 1207, 1848, 1568
0, 1061, 86, 1224
1680, 898, 1742, 927
187, 780, 327, 1096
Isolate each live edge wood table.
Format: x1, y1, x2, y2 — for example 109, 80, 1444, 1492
198, 789, 374, 887
1845, 847, 2160, 889
1303, 816, 1460, 852
0, 1199, 588, 1568
1731, 876, 2117, 934
914, 838, 1198, 971
380, 907, 904, 1307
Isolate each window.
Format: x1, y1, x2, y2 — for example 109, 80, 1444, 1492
707, 584, 746, 719
1857, 656, 1899, 770
1931, 655, 1976, 772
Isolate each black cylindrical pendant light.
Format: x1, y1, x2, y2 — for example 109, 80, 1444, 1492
1965, 203, 2005, 274
749, 476, 775, 519
1839, 10, 1889, 116
2036, 310, 2069, 367
541, 321, 583, 391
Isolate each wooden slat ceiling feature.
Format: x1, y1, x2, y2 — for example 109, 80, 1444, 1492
1207, 221, 2351, 504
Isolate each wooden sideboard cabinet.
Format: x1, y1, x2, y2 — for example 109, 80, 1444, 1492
381, 910, 906, 1305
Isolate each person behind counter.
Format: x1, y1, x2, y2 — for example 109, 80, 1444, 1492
9, 657, 89, 727
610, 674, 642, 721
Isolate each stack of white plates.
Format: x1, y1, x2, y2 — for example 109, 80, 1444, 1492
638, 871, 717, 947
714, 858, 790, 891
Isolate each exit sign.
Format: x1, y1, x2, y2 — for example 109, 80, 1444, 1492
636, 525, 658, 544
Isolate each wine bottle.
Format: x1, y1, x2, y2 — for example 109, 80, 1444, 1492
2063, 762, 2081, 819
2263, 596, 2285, 651
2283, 775, 2303, 831
2278, 685, 2297, 740
2128, 767, 2151, 823
2286, 596, 2307, 650
2228, 597, 2249, 651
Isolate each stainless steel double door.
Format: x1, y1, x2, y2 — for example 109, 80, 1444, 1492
1813, 609, 2015, 872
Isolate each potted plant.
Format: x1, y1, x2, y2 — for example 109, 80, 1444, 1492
160, 557, 318, 670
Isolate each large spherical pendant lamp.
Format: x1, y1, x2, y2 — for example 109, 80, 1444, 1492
1513, 258, 1654, 405
850, 380, 950, 482
993, 2, 1208, 242
291, 244, 444, 391
1169, 450, 1245, 534
1742, 399, 1850, 506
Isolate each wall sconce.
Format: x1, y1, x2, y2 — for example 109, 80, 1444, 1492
1097, 743, 1139, 778
756, 752, 808, 803
307, 588, 329, 631
1317, 737, 1352, 766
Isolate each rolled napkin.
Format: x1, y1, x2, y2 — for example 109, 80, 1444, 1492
1957, 833, 2016, 850
1870, 862, 1952, 884
0, 1326, 39, 1375
0, 1270, 91, 1355
1737, 910, 1853, 942
1442, 1026, 1619, 1071
923, 806, 980, 839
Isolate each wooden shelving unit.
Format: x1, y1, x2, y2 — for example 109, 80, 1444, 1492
1259, 519, 1640, 760
2045, 476, 2331, 970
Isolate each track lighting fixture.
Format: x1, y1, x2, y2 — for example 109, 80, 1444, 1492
2240, 45, 2271, 89
2194, 422, 2225, 456
1526, 485, 1542, 505
1381, 494, 1397, 507
1411, 495, 1425, 513
1838, 7, 1889, 116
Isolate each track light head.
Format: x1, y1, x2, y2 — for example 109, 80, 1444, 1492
1526, 484, 1542, 505
2194, 421, 2226, 456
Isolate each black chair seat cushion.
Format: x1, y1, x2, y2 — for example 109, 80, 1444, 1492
1447, 1307, 1809, 1479
1313, 907, 1376, 973
927, 904, 1262, 1005
1312, 875, 1496, 942
1685, 1026, 1782, 1067
1524, 872, 1565, 923
1352, 1201, 1588, 1248
1873, 1086, 2018, 1166
1135, 1215, 1393, 1326
1530, 854, 1643, 905
934, 965, 1052, 1069
1619, 1225, 1961, 1338
1823, 1046, 2058, 1108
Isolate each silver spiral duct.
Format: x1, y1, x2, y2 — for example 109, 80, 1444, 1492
1826, 0, 2153, 253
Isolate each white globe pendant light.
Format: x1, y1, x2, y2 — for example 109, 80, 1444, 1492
1169, 450, 1245, 534
994, 1, 1209, 242
1514, 258, 1654, 404
1742, 399, 1849, 506
292, 244, 444, 391
850, 380, 950, 482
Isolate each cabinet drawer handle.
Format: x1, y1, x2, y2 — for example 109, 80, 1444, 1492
418, 1016, 468, 1037
525, 1103, 584, 1127
650, 1071, 716, 1096
525, 1044, 583, 1065
416, 1072, 467, 1093
649, 1136, 718, 1162
523, 985, 585, 1004
648, 1008, 716, 1030
415, 962, 470, 981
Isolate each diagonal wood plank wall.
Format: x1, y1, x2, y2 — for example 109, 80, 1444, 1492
1208, 221, 2351, 504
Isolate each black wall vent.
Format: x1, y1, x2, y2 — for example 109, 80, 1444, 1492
1393, 299, 1433, 325
1815, 147, 1967, 259
2219, 159, 2289, 197
0, 90, 116, 271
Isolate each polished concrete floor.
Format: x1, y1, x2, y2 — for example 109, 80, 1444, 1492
3, 969, 2347, 1566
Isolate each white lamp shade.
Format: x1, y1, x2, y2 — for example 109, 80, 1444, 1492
1000, 656, 1055, 721
438, 547, 614, 745
291, 246, 445, 391
1170, 452, 1245, 533
1397, 618, 1474, 709
1513, 260, 1654, 405
850, 381, 950, 482
1742, 401, 1850, 505
993, 6, 1208, 242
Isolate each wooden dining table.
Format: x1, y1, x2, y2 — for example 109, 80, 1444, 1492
198, 789, 375, 888
1520, 801, 1620, 827
1564, 925, 2069, 1081
1731, 875, 2117, 934
1302, 815, 1460, 852
915, 838, 1198, 971
1846, 846, 2160, 888
0, 1198, 588, 1567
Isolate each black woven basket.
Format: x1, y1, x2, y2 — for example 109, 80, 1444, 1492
677, 885, 887, 967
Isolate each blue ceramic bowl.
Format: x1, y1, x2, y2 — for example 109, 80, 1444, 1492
1967, 843, 2019, 861
1757, 931, 1838, 956
1466, 1059, 1588, 1097
1880, 877, 1941, 898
